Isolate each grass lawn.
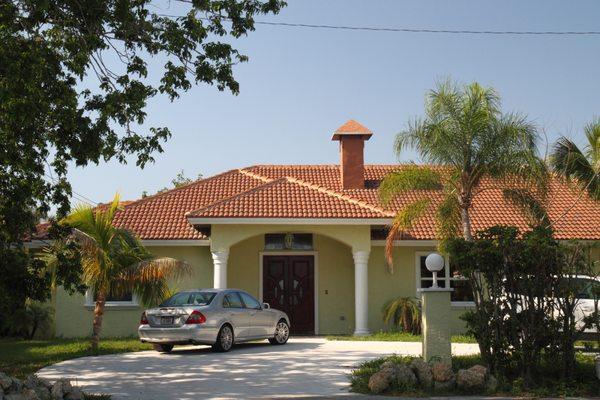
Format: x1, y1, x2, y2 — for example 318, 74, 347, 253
350, 353, 599, 397
326, 331, 477, 343
0, 337, 152, 379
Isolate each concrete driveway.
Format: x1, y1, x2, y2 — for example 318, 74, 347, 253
37, 338, 479, 399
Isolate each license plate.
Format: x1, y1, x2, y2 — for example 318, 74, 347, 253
161, 316, 174, 325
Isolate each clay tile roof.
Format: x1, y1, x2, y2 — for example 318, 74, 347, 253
187, 174, 394, 219
111, 169, 267, 240
332, 119, 373, 140
32, 164, 600, 241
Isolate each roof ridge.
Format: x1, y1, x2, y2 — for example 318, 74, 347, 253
189, 173, 393, 218
186, 177, 288, 217
116, 168, 245, 210
245, 164, 339, 169
238, 168, 274, 183
244, 163, 443, 169
283, 177, 395, 217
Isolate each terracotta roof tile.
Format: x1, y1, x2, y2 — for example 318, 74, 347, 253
111, 169, 266, 239
188, 176, 393, 219
34, 164, 600, 241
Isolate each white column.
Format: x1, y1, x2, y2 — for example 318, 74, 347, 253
211, 249, 229, 289
353, 250, 370, 336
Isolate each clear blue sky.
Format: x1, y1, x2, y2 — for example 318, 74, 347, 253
65, 0, 600, 206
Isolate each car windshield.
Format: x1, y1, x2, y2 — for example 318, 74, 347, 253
557, 278, 600, 299
159, 291, 216, 307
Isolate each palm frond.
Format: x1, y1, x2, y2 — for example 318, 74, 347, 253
551, 137, 600, 200
503, 188, 549, 227
378, 166, 442, 205
584, 119, 600, 167
37, 246, 59, 289
473, 112, 547, 197
62, 205, 97, 237
385, 199, 431, 271
436, 193, 461, 247
382, 297, 421, 334
122, 257, 191, 306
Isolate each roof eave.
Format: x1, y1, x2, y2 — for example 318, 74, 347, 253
187, 217, 393, 225
331, 132, 373, 141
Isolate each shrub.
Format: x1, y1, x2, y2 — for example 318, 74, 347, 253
382, 297, 421, 334
445, 225, 597, 387
5, 301, 53, 339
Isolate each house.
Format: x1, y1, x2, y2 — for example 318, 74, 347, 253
29, 120, 600, 338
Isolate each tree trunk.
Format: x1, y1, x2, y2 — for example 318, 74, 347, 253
91, 291, 106, 352
460, 205, 473, 241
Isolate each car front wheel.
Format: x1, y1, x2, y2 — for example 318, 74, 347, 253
269, 320, 289, 345
212, 324, 234, 352
153, 343, 174, 353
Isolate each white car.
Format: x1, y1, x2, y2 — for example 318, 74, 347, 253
504, 275, 600, 333
561, 275, 600, 332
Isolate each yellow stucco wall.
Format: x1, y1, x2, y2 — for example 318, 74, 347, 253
314, 234, 356, 334
210, 224, 371, 252
48, 233, 600, 338
53, 237, 474, 337
54, 245, 212, 338
228, 235, 263, 298
367, 245, 470, 334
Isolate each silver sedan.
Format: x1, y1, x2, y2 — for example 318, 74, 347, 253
138, 288, 290, 353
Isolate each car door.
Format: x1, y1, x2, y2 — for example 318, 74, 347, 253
238, 291, 273, 337
222, 292, 250, 339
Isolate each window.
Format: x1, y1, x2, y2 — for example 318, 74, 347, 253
416, 253, 474, 304
223, 293, 244, 308
84, 289, 138, 308
98, 292, 133, 302
239, 292, 261, 309
265, 233, 313, 250
160, 291, 216, 307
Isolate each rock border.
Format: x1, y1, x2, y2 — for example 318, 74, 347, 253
367, 358, 498, 395
0, 372, 91, 400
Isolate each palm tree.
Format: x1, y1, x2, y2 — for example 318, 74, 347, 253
551, 119, 600, 201
380, 80, 546, 263
382, 297, 421, 334
61, 195, 191, 350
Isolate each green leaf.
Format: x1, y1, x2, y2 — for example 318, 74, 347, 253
379, 166, 442, 205
385, 198, 431, 270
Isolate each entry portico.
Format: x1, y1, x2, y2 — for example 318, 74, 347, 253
206, 223, 374, 336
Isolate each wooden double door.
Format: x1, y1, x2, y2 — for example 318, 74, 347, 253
262, 255, 315, 335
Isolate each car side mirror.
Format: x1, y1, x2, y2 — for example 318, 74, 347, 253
262, 302, 270, 309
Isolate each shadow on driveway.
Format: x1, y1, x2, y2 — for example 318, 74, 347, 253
37, 338, 479, 399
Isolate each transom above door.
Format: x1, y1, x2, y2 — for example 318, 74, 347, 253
262, 255, 315, 335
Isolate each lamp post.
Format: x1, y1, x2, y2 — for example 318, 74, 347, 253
418, 252, 453, 364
